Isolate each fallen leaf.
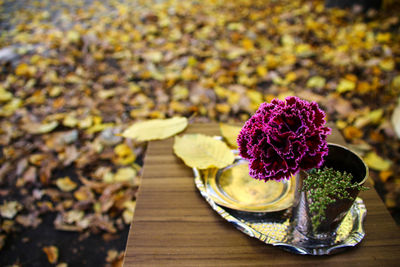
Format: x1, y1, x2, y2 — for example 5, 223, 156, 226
122, 209, 134, 224
219, 123, 242, 148
122, 117, 188, 141
337, 78, 356, 93
364, 152, 392, 171
43, 245, 59, 264
0, 87, 12, 102
113, 143, 136, 165
306, 76, 326, 88
0, 98, 22, 117
354, 109, 384, 128
56, 177, 78, 192
26, 121, 59, 134
64, 210, 84, 224
73, 186, 94, 201
343, 125, 363, 140
379, 58, 395, 71
173, 134, 235, 169
106, 249, 119, 263
392, 98, 400, 139
113, 167, 136, 183
380, 170, 393, 183
0, 201, 22, 219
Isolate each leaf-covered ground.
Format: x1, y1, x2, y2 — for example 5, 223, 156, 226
0, 0, 399, 265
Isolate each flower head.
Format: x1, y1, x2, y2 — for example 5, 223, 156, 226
237, 96, 331, 181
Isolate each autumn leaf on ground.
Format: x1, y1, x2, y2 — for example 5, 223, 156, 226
173, 134, 235, 169
113, 167, 137, 183
0, 201, 22, 219
24, 121, 59, 134
364, 152, 392, 171
56, 177, 78, 192
43, 245, 59, 264
122, 117, 188, 141
337, 78, 356, 93
219, 123, 242, 148
392, 98, 400, 139
306, 76, 326, 89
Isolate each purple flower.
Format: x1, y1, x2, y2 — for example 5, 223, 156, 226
237, 96, 331, 182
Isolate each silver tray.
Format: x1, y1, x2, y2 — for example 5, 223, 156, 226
202, 158, 296, 213
193, 156, 367, 255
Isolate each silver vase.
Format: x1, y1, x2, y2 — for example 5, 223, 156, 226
290, 143, 369, 246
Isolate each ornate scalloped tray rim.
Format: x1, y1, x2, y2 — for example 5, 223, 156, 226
193, 167, 367, 256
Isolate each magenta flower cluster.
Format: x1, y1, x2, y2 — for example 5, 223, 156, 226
237, 96, 331, 182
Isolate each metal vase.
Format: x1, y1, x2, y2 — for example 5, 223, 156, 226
291, 143, 369, 246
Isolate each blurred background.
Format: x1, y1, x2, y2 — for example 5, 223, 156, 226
0, 0, 399, 266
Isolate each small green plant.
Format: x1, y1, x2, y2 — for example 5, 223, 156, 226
301, 167, 368, 231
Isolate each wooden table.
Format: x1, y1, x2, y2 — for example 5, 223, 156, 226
124, 123, 400, 266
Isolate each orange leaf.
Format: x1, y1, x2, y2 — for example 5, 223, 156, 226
43, 246, 59, 264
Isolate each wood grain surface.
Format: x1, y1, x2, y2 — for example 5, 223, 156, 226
124, 123, 400, 267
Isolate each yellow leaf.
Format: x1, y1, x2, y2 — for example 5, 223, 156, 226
63, 114, 78, 127
256, 65, 268, 77
172, 85, 189, 101
0, 87, 12, 102
215, 103, 231, 114
114, 167, 136, 182
123, 200, 136, 212
219, 123, 242, 148
114, 144, 132, 157
364, 152, 391, 171
123, 209, 134, 224
335, 120, 347, 130
143, 51, 163, 63
295, 43, 313, 57
15, 63, 36, 77
129, 83, 141, 94
285, 72, 297, 83
376, 32, 391, 43
0, 201, 22, 219
86, 123, 114, 134
99, 90, 116, 99
392, 75, 400, 90
281, 34, 295, 47
379, 58, 395, 71
173, 134, 235, 169
122, 117, 188, 141
56, 177, 78, 192
247, 90, 263, 104
241, 39, 254, 50
337, 79, 356, 93
368, 109, 384, 124
74, 186, 93, 201
78, 116, 93, 129
204, 58, 221, 75
392, 98, 400, 139
354, 109, 384, 128
27, 121, 59, 134
306, 76, 326, 88
187, 56, 197, 66
67, 30, 80, 43
0, 98, 22, 117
